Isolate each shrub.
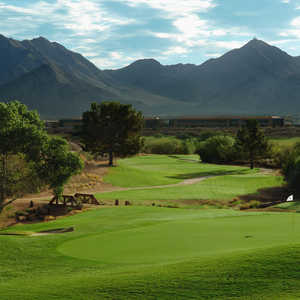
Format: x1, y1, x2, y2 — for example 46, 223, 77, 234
196, 135, 236, 163
198, 131, 222, 142
143, 136, 196, 154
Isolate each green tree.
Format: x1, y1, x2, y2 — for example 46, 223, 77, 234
81, 102, 144, 166
280, 142, 300, 193
0, 101, 47, 213
36, 136, 83, 199
196, 135, 236, 163
235, 120, 269, 169
0, 101, 83, 213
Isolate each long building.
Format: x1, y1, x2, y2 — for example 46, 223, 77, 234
145, 116, 284, 129
46, 115, 285, 133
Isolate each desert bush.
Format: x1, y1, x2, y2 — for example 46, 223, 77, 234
240, 200, 261, 210
196, 135, 236, 163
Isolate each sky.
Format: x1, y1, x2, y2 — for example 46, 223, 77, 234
1, 0, 300, 69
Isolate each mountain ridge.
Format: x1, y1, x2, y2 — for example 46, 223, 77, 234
1, 35, 300, 118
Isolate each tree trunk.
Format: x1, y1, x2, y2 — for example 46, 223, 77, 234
108, 151, 114, 167
250, 154, 254, 169
0, 198, 17, 214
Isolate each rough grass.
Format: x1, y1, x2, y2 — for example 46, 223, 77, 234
1, 207, 300, 299
270, 137, 300, 147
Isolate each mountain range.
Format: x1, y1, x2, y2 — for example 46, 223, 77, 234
0, 34, 300, 118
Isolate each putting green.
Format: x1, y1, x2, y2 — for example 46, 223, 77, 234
59, 213, 300, 265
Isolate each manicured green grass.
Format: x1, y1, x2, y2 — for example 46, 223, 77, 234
0, 155, 290, 299
1, 207, 300, 299
104, 155, 252, 187
98, 173, 284, 202
59, 211, 299, 265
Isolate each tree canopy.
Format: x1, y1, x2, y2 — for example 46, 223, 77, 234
36, 136, 83, 198
0, 101, 83, 212
197, 135, 236, 164
235, 120, 269, 169
280, 142, 300, 194
81, 102, 144, 166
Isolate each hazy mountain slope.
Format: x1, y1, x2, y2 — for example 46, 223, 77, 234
0, 62, 194, 118
20, 37, 111, 87
181, 39, 300, 101
0, 34, 192, 118
104, 59, 198, 100
2, 34, 300, 118
0, 63, 117, 118
0, 34, 46, 85
108, 39, 300, 115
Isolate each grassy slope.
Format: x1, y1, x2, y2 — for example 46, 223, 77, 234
98, 173, 283, 202
104, 155, 250, 187
99, 155, 283, 202
2, 207, 300, 299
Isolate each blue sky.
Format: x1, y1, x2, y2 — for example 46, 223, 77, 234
1, 0, 300, 69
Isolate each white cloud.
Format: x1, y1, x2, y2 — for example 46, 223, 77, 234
0, 0, 137, 67
121, 0, 219, 48
110, 52, 123, 60
279, 16, 300, 38
213, 40, 245, 49
291, 16, 300, 26
120, 0, 216, 17
267, 39, 297, 45
0, 0, 133, 36
81, 52, 99, 58
91, 51, 147, 69
205, 53, 221, 58
162, 46, 189, 56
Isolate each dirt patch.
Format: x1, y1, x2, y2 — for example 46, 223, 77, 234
0, 227, 75, 237
31, 227, 75, 236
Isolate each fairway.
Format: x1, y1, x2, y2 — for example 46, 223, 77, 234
59, 213, 300, 265
104, 155, 251, 187
99, 155, 283, 204
2, 207, 300, 299
98, 173, 283, 202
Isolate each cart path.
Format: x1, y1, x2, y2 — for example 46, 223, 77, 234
97, 175, 215, 194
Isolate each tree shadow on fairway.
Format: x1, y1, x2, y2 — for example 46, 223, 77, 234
168, 155, 199, 162
167, 168, 250, 180
239, 186, 291, 203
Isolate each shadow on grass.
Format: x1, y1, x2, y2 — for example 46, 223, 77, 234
168, 155, 199, 162
167, 168, 251, 180
239, 186, 290, 203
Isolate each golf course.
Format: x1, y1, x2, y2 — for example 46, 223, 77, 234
1, 155, 299, 299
